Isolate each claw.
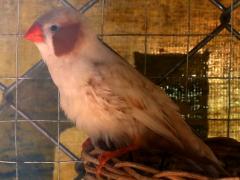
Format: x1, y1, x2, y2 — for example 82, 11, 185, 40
96, 143, 139, 175
96, 151, 116, 175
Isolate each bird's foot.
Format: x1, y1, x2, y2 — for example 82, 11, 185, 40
96, 143, 138, 175
96, 151, 115, 175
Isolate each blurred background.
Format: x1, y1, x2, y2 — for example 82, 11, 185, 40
0, 0, 239, 179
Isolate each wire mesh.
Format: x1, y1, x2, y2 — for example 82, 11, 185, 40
0, 0, 239, 179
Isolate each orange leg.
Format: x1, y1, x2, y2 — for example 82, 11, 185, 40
96, 143, 139, 175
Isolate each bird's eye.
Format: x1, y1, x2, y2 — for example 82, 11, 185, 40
50, 25, 60, 32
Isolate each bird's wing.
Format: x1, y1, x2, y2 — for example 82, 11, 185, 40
88, 50, 220, 165
90, 54, 193, 149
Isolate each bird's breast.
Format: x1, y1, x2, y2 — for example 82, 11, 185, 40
59, 85, 133, 146
46, 59, 140, 147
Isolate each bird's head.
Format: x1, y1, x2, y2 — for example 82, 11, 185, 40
24, 7, 93, 59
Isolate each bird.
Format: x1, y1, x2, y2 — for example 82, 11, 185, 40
24, 7, 224, 175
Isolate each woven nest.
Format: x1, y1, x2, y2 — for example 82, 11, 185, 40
81, 137, 240, 180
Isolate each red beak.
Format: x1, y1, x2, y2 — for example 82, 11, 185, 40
24, 23, 44, 43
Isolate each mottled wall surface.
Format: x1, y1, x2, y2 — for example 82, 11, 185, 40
0, 0, 240, 179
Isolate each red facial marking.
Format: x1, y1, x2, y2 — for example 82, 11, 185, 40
52, 23, 80, 56
24, 23, 44, 43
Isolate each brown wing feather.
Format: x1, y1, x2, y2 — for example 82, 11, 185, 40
91, 49, 221, 166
